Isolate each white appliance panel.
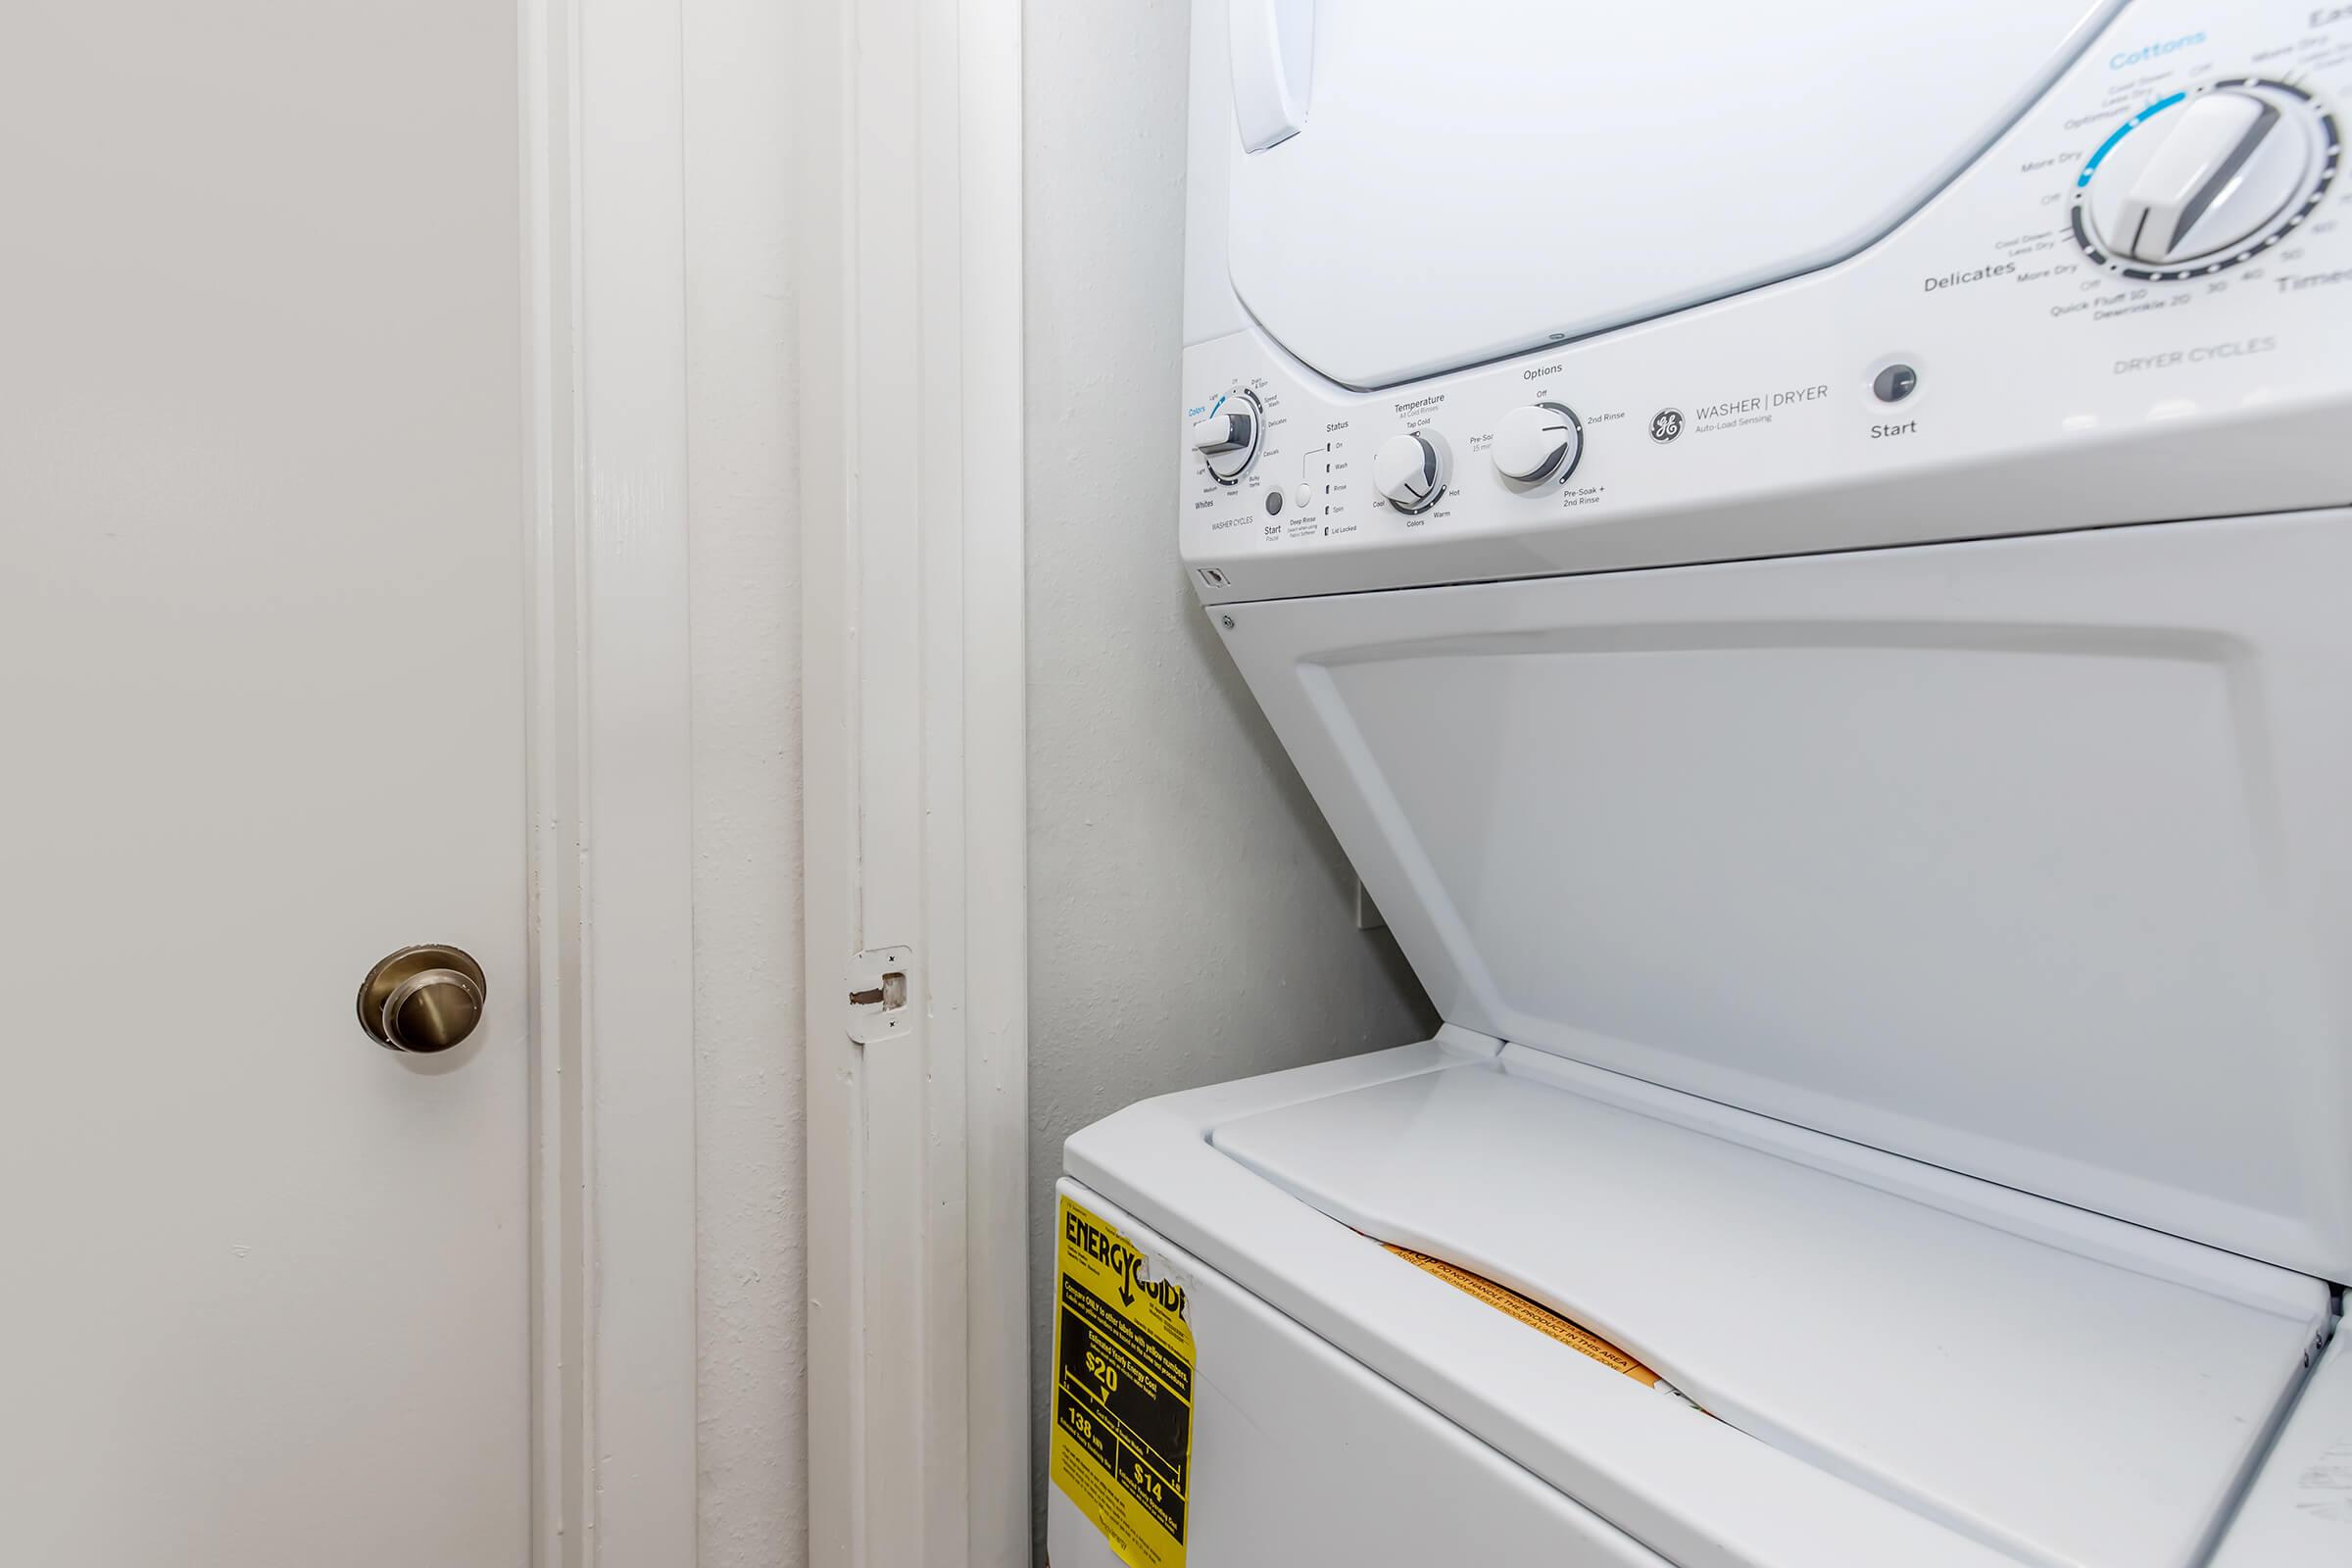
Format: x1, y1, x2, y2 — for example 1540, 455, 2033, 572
1046, 1180, 1668, 1568
1133, 6, 2352, 1564
2210, 1328, 2352, 1567
1213, 514, 2352, 1281
1218, 1, 2117, 388
1065, 1042, 2075, 1568
1182, 0, 2352, 605
1063, 1046, 2347, 1568
1209, 1054, 2325, 1568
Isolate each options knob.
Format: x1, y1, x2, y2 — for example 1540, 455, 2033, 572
1191, 389, 1263, 485
2075, 80, 2339, 279
1492, 402, 1583, 485
1372, 431, 1448, 514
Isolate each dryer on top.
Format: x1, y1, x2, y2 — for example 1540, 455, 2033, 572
1191, 1, 2123, 387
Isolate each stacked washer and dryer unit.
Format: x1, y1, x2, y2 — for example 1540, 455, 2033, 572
1053, 3, 2352, 1565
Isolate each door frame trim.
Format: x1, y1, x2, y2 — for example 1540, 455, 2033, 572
800, 0, 1032, 1560
523, 1, 702, 1563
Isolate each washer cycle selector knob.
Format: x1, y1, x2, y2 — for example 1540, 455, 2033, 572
1373, 431, 1448, 514
1192, 409, 1252, 454
1191, 389, 1263, 485
1492, 402, 1582, 485
2074, 80, 2340, 279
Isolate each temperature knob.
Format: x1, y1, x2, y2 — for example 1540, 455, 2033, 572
1372, 431, 1448, 514
2074, 79, 2339, 279
1191, 389, 1263, 485
1492, 402, 1582, 485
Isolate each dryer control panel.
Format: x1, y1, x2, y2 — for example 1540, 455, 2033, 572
1180, 0, 2352, 605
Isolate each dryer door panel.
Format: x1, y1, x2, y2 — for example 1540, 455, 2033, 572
1223, 1, 2117, 388
1212, 511, 2352, 1281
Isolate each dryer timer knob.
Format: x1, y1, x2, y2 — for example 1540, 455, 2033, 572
2076, 80, 2337, 277
1373, 431, 1448, 514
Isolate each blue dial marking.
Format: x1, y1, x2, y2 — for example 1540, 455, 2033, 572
2079, 91, 2188, 186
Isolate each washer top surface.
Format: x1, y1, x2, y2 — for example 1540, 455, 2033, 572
1208, 1051, 2325, 1568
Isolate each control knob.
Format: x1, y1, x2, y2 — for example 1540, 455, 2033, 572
1372, 431, 1448, 514
1492, 402, 1582, 485
1191, 390, 1263, 485
2075, 79, 2339, 278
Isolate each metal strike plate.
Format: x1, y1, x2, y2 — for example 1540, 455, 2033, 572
847, 945, 913, 1044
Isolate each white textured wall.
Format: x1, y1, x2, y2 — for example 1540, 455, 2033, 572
1021, 0, 1441, 1549
685, 0, 806, 1561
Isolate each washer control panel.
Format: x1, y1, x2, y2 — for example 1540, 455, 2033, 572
1181, 0, 2352, 603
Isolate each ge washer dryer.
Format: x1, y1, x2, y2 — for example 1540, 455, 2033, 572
1051, 4, 2352, 1566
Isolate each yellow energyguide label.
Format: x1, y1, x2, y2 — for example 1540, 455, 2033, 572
1052, 1194, 1194, 1568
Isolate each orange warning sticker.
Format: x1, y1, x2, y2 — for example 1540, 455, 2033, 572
1383, 1242, 1689, 1397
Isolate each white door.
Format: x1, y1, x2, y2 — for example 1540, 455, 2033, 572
1, 5, 531, 1564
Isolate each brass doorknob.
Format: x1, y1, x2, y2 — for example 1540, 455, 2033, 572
356, 945, 488, 1054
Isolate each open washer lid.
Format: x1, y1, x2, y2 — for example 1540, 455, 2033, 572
1217, 1, 2119, 388
1212, 513, 2352, 1282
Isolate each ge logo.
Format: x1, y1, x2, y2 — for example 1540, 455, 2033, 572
1648, 408, 1684, 444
